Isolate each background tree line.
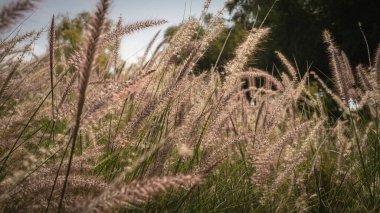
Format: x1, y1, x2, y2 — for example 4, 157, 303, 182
166, 0, 380, 78
55, 0, 380, 79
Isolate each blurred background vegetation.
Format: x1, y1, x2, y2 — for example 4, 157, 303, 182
56, 0, 380, 79
166, 0, 380, 78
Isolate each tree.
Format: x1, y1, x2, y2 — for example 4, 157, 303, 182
55, 12, 90, 56
54, 12, 113, 76
226, 0, 380, 75
164, 15, 248, 74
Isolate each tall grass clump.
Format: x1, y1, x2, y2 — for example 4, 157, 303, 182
0, 0, 379, 212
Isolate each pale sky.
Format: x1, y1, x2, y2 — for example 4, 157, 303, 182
0, 0, 226, 63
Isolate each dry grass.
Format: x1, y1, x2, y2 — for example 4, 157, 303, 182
0, 0, 380, 212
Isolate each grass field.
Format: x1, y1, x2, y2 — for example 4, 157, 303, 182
0, 0, 380, 212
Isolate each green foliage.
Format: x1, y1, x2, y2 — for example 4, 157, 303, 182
197, 23, 248, 72
55, 12, 90, 56
54, 12, 113, 75
226, 0, 380, 73
164, 17, 248, 74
